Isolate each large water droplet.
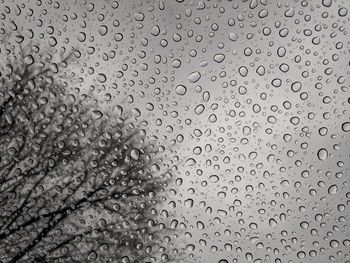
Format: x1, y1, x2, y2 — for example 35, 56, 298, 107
328, 184, 338, 195
213, 53, 225, 63
175, 85, 187, 95
317, 148, 328, 161
188, 71, 201, 83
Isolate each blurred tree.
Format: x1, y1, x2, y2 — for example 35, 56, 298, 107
0, 43, 175, 263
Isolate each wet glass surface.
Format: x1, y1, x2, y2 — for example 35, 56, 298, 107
0, 0, 349, 262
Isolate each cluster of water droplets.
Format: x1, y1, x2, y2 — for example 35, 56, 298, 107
0, 0, 349, 262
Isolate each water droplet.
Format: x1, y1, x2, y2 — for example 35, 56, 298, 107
338, 7, 348, 17
229, 32, 238, 41
130, 148, 140, 160
317, 148, 328, 161
238, 66, 248, 77
186, 158, 196, 166
134, 12, 145, 21
97, 73, 107, 83
322, 0, 332, 7
196, 221, 205, 230
194, 104, 205, 115
88, 251, 97, 262
258, 9, 268, 18
188, 71, 201, 83
291, 81, 302, 92
213, 53, 225, 63
91, 109, 103, 120
342, 122, 350, 132
151, 25, 160, 36
328, 184, 338, 195
285, 7, 295, 17
175, 85, 187, 95
185, 198, 194, 208
98, 25, 108, 36
114, 33, 123, 41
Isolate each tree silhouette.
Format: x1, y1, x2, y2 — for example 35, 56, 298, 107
0, 43, 175, 263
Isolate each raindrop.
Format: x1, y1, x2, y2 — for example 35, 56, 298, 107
186, 158, 196, 166
194, 104, 205, 115
184, 199, 194, 208
188, 71, 201, 83
114, 33, 123, 41
338, 7, 348, 17
98, 25, 108, 36
88, 251, 97, 262
213, 53, 225, 63
92, 111, 103, 120
256, 66, 265, 76
151, 25, 160, 36
258, 9, 268, 18
130, 148, 140, 160
134, 12, 145, 21
238, 66, 248, 77
209, 114, 217, 123
322, 0, 332, 7
229, 32, 238, 41
291, 81, 302, 92
24, 55, 34, 65
317, 148, 328, 161
175, 85, 187, 95
285, 8, 295, 17
342, 122, 350, 132
277, 46, 286, 57
328, 184, 338, 195
97, 73, 107, 83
